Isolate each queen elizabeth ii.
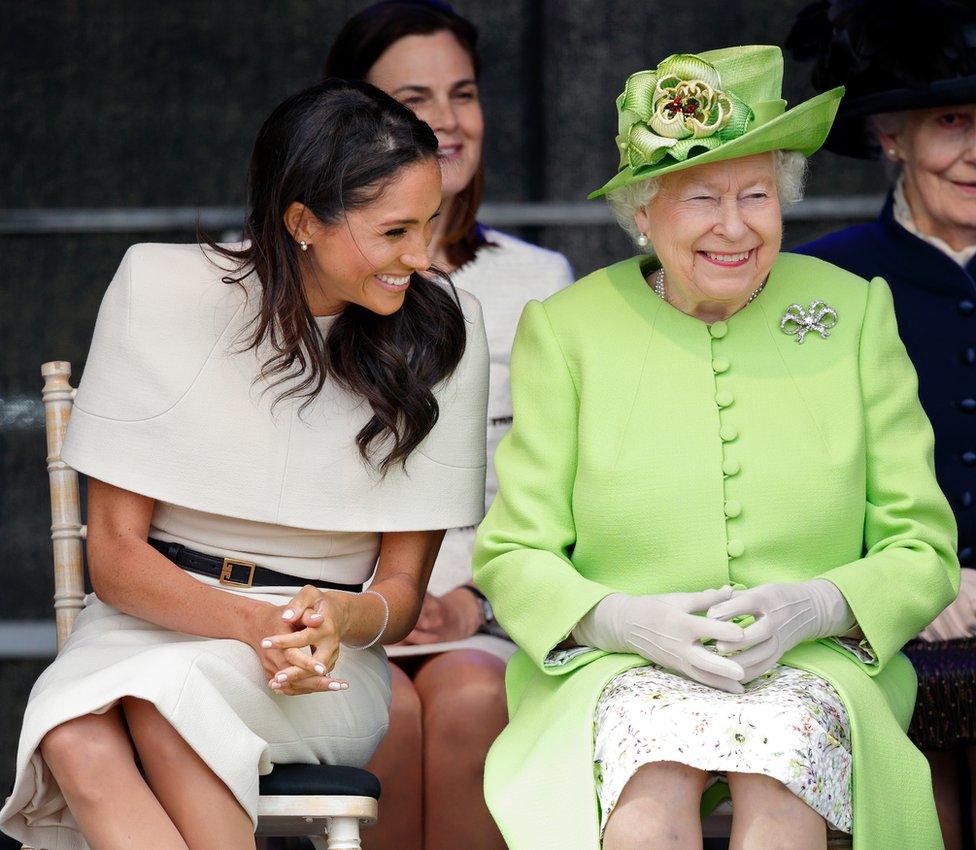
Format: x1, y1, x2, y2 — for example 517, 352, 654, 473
473, 46, 959, 849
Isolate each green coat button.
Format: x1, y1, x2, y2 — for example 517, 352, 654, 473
720, 424, 738, 442
727, 539, 745, 558
715, 390, 734, 407
712, 356, 730, 373
724, 500, 742, 518
722, 458, 740, 476
709, 321, 728, 339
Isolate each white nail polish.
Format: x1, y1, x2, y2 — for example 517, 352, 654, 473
283, 609, 294, 620
276, 672, 288, 682
261, 639, 273, 649
314, 664, 326, 675
329, 682, 343, 691
340, 683, 349, 690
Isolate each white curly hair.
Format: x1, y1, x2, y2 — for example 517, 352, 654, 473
606, 150, 808, 250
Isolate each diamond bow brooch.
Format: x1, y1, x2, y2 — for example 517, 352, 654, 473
780, 301, 839, 344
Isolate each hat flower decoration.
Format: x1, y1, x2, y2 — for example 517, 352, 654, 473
617, 54, 753, 170
590, 45, 846, 199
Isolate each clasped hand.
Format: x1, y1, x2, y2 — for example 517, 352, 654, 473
574, 580, 853, 693
706, 579, 854, 685
243, 585, 351, 697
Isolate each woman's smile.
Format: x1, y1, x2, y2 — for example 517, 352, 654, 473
374, 273, 412, 292
436, 141, 465, 163
949, 178, 976, 197
698, 248, 756, 268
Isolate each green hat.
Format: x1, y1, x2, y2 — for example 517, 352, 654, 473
588, 45, 844, 199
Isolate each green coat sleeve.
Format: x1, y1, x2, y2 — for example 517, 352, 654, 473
820, 277, 959, 670
473, 300, 615, 671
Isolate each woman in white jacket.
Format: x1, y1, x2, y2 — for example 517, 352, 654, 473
0, 79, 488, 850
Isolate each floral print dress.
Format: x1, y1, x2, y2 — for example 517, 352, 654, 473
592, 664, 853, 833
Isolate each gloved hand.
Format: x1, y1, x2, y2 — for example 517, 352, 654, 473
572, 587, 748, 693
707, 579, 855, 683
919, 568, 976, 642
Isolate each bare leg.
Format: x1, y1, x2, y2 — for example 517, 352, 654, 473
413, 650, 508, 850
122, 697, 255, 850
602, 760, 708, 849
40, 708, 189, 850
363, 663, 423, 850
727, 772, 826, 850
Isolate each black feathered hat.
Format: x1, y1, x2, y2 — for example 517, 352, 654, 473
785, 0, 976, 158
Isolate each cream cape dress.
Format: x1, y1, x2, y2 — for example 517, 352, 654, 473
0, 242, 489, 850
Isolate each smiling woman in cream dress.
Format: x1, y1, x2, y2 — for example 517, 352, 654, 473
0, 79, 488, 850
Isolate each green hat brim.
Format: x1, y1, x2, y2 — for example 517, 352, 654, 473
587, 86, 844, 199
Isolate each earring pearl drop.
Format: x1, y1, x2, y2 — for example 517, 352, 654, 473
300, 240, 309, 252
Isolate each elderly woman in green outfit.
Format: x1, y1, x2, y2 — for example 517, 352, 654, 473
474, 46, 959, 850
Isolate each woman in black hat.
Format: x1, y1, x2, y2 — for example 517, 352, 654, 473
788, 2, 976, 845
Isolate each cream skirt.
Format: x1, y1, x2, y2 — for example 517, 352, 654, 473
0, 581, 391, 850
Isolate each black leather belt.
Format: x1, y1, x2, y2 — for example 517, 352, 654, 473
148, 538, 364, 592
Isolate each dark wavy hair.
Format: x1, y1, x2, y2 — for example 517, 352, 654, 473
323, 0, 490, 269
203, 79, 467, 473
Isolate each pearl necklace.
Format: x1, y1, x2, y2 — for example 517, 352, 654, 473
651, 267, 766, 305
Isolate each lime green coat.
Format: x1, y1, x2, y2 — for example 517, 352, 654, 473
473, 253, 959, 850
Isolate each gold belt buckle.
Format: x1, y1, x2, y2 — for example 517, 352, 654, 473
219, 558, 256, 588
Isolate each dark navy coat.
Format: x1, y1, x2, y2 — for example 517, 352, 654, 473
795, 194, 976, 567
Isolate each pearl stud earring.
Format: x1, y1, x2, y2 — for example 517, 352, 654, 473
888, 148, 898, 158
637, 233, 649, 247
300, 240, 309, 252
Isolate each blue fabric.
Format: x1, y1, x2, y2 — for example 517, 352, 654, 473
795, 193, 976, 569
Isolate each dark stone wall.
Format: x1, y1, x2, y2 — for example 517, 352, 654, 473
0, 0, 889, 817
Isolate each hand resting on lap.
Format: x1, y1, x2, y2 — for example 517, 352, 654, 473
259, 585, 352, 696
708, 580, 855, 683
398, 588, 485, 645
572, 587, 748, 693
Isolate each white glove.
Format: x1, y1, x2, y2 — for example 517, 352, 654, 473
572, 587, 748, 693
707, 579, 855, 683
919, 568, 976, 642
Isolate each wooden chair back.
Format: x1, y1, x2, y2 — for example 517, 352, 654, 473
40, 361, 86, 649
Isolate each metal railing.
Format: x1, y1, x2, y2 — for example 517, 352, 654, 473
0, 621, 58, 658
0, 195, 885, 234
